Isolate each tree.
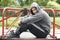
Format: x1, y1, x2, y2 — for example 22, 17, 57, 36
0, 0, 17, 7
56, 0, 60, 4
18, 0, 24, 7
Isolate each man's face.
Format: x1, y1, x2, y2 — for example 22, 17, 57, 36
31, 7, 37, 14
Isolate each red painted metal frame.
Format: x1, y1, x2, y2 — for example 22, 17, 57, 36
6, 10, 8, 29
0, 8, 60, 39
0, 8, 23, 39
1, 8, 6, 39
43, 8, 56, 38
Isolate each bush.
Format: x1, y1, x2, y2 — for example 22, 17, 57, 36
46, 1, 60, 17
47, 1, 60, 9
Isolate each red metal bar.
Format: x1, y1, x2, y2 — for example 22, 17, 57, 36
0, 8, 60, 12
0, 11, 21, 22
43, 8, 56, 38
52, 9, 56, 38
0, 8, 23, 11
6, 10, 8, 29
51, 22, 60, 29
5, 12, 22, 36
2, 8, 5, 39
43, 8, 60, 12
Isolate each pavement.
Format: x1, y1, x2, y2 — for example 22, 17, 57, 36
0, 27, 60, 39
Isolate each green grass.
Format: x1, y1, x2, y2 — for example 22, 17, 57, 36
0, 17, 60, 28
0, 17, 23, 27
51, 17, 60, 25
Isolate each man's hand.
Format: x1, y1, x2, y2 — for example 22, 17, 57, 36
18, 22, 21, 26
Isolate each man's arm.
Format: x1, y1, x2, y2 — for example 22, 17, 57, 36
21, 13, 43, 24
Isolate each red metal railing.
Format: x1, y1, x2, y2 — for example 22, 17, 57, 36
43, 8, 56, 38
0, 8, 24, 39
0, 8, 60, 39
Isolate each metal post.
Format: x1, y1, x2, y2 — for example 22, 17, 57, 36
43, 8, 56, 38
6, 10, 8, 29
2, 8, 5, 39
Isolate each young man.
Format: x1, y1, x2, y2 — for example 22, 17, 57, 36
6, 2, 51, 38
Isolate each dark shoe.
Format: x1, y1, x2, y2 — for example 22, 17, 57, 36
5, 30, 20, 39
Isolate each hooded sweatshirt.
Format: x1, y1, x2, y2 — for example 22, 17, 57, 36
21, 2, 51, 33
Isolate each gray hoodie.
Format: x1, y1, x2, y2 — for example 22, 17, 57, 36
21, 2, 51, 33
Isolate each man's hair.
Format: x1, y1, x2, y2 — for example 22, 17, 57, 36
23, 8, 28, 16
21, 8, 29, 16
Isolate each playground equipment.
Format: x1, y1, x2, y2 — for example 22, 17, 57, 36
0, 8, 60, 39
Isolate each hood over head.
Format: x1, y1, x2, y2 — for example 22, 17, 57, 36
30, 2, 41, 12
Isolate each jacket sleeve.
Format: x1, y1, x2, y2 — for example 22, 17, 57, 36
20, 13, 43, 24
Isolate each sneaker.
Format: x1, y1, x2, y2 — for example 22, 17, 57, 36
5, 30, 20, 39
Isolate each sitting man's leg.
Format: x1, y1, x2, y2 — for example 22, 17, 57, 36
28, 24, 49, 38
6, 23, 28, 38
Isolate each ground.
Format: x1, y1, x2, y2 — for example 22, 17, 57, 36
0, 27, 60, 39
